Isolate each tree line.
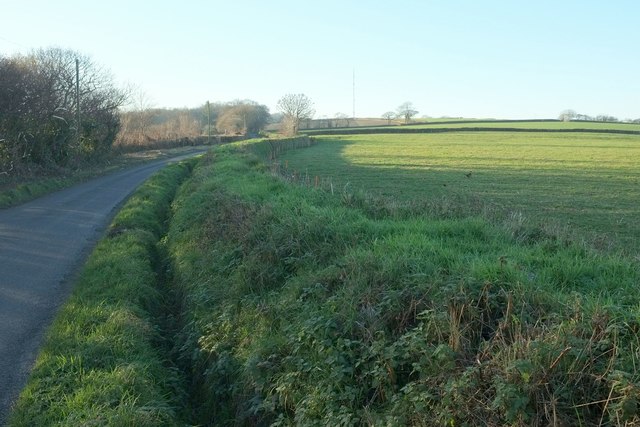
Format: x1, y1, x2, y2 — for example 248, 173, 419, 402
558, 109, 640, 123
0, 44, 417, 179
0, 47, 287, 177
116, 99, 272, 148
0, 48, 126, 176
383, 101, 420, 124
117, 94, 318, 146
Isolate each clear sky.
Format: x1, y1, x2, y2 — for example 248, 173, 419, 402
2, 0, 638, 120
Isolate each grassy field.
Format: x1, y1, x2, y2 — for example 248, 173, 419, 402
404, 120, 640, 131
280, 132, 640, 255
303, 119, 640, 136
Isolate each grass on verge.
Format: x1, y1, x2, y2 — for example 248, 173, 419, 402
166, 139, 640, 426
8, 159, 197, 426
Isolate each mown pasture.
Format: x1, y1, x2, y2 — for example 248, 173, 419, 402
304, 119, 640, 133
405, 120, 640, 131
280, 132, 640, 255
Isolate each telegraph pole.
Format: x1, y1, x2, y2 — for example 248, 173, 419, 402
352, 68, 355, 120
75, 58, 81, 141
207, 100, 211, 144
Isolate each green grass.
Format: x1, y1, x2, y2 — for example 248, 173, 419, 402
9, 159, 197, 426
280, 132, 640, 254
164, 139, 640, 425
303, 119, 640, 137
405, 120, 640, 131
0, 176, 81, 208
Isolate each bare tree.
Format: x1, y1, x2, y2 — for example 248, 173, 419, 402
397, 102, 418, 124
36, 48, 127, 158
334, 112, 350, 128
118, 88, 156, 144
595, 114, 619, 122
277, 93, 315, 135
215, 101, 270, 136
382, 111, 396, 125
216, 109, 243, 135
558, 109, 577, 122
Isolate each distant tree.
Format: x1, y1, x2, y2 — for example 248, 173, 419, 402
575, 113, 593, 121
240, 101, 270, 136
558, 109, 577, 121
216, 109, 241, 135
277, 93, 315, 135
334, 112, 350, 128
382, 111, 396, 125
270, 112, 284, 124
397, 102, 418, 124
120, 88, 156, 144
117, 105, 212, 146
595, 114, 619, 123
216, 100, 270, 136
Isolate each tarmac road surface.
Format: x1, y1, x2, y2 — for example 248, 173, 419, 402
0, 149, 206, 424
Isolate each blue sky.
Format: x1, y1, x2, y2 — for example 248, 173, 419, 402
2, 1, 638, 119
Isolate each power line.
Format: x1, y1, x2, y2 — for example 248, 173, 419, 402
76, 58, 81, 141
0, 34, 26, 49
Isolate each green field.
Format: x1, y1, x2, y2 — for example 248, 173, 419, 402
404, 120, 640, 131
281, 132, 640, 254
303, 119, 640, 135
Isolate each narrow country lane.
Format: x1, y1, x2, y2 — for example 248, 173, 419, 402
0, 150, 206, 425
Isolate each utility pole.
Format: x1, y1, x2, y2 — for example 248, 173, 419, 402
352, 68, 355, 120
75, 58, 81, 141
207, 100, 211, 144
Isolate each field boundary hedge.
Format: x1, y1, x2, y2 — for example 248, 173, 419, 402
245, 135, 316, 160
305, 126, 640, 136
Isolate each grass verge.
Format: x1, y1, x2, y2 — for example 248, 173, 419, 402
167, 139, 640, 425
8, 158, 197, 426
